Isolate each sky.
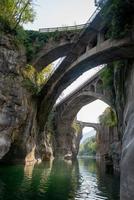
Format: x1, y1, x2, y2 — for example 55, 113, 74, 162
25, 0, 96, 30
25, 0, 108, 136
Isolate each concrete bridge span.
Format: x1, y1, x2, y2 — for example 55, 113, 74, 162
54, 69, 112, 140
32, 42, 74, 71
38, 35, 134, 129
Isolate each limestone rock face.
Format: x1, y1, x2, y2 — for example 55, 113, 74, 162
53, 117, 82, 160
0, 35, 37, 163
97, 126, 121, 172
120, 63, 134, 200
37, 132, 54, 161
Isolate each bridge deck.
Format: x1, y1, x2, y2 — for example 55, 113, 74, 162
39, 24, 86, 33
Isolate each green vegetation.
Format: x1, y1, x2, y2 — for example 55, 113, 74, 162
79, 136, 97, 156
100, 64, 114, 89
100, 61, 124, 90
22, 64, 52, 94
0, 0, 35, 32
23, 30, 78, 62
44, 109, 56, 143
99, 107, 117, 127
102, 0, 133, 39
0, 1, 79, 62
72, 120, 81, 134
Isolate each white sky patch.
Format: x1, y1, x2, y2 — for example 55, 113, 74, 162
24, 0, 96, 30
77, 100, 108, 123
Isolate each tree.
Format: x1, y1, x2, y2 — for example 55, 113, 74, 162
0, 0, 35, 31
99, 107, 117, 127
102, 0, 134, 38
79, 136, 97, 156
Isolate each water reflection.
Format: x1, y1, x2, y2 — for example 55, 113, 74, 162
0, 158, 120, 200
24, 163, 35, 179
78, 158, 120, 200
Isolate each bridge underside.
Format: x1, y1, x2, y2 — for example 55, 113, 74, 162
32, 43, 74, 71
38, 36, 134, 129
55, 88, 110, 136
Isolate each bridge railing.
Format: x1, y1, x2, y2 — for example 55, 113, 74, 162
39, 24, 86, 33
39, 2, 102, 33
39, 0, 109, 34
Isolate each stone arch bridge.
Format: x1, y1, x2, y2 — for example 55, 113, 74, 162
77, 121, 100, 131
53, 69, 114, 158
30, 29, 79, 71
35, 6, 134, 129
55, 68, 113, 131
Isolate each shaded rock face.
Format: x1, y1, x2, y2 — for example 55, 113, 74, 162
53, 117, 82, 160
0, 35, 38, 163
0, 35, 59, 163
97, 126, 121, 173
37, 132, 54, 161
120, 63, 134, 200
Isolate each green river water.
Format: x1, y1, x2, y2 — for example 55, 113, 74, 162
0, 158, 120, 200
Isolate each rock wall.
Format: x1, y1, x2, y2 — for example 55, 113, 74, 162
51, 114, 82, 160
0, 34, 73, 164
105, 61, 134, 199
0, 35, 39, 164
119, 62, 134, 200
97, 125, 121, 173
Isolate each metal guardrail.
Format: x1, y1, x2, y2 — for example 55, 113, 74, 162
39, 24, 86, 33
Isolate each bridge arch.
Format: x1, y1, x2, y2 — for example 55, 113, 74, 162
54, 93, 110, 159
38, 36, 134, 129
32, 42, 74, 71
77, 121, 100, 132
58, 90, 112, 121
58, 95, 109, 124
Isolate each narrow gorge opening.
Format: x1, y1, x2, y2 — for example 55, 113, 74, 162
76, 99, 109, 159
78, 126, 96, 157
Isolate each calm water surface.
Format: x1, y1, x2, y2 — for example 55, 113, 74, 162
0, 158, 120, 200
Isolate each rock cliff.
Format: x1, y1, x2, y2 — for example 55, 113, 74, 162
97, 125, 121, 172
0, 35, 39, 164
119, 62, 134, 200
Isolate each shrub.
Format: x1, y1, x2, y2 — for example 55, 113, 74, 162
99, 107, 117, 127
102, 0, 134, 39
